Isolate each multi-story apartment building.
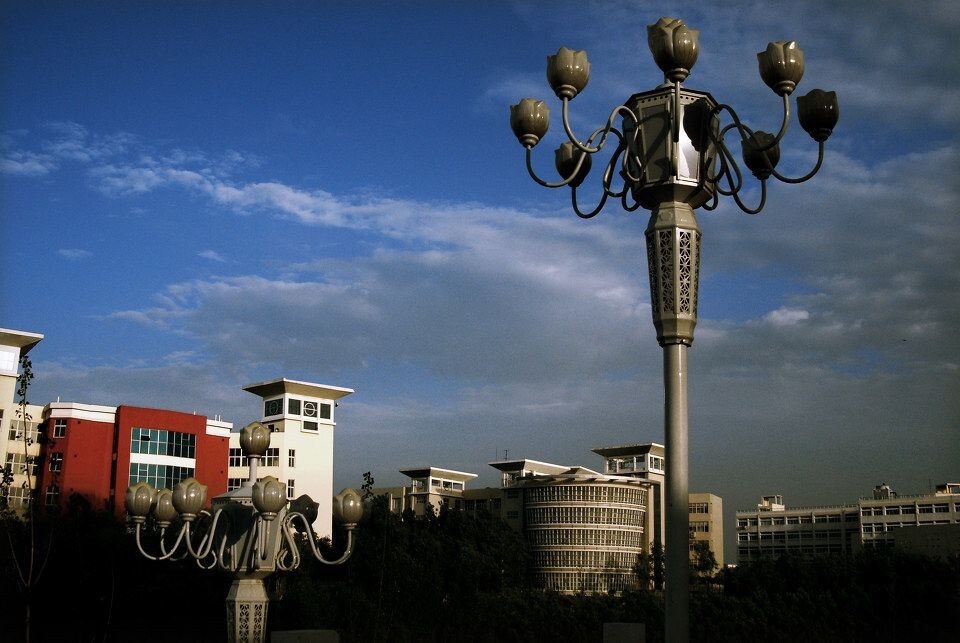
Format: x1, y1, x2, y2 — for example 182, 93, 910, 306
228, 378, 353, 539
374, 466, 478, 517
0, 328, 45, 511
374, 444, 724, 594
689, 492, 724, 568
736, 483, 960, 562
591, 444, 724, 568
35, 403, 231, 515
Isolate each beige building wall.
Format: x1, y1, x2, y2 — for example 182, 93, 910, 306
0, 328, 44, 511
228, 378, 353, 539
689, 492, 724, 568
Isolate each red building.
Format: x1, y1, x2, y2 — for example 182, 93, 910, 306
36, 402, 231, 516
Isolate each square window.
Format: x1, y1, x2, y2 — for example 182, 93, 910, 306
288, 399, 301, 415
53, 419, 67, 438
320, 403, 331, 420
302, 401, 317, 418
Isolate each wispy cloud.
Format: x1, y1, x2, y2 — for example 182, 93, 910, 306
198, 250, 228, 263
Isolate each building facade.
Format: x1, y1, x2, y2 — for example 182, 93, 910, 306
735, 483, 960, 562
592, 443, 724, 568
228, 378, 353, 539
0, 328, 45, 511
374, 444, 724, 594
36, 403, 231, 515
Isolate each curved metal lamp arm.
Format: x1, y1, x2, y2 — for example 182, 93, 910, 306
715, 101, 787, 153
771, 141, 825, 183
283, 512, 357, 566
712, 140, 745, 196
525, 147, 588, 189
134, 523, 160, 561
186, 508, 228, 561
730, 177, 768, 215
154, 524, 189, 561
620, 188, 643, 212
561, 99, 636, 155
571, 186, 608, 219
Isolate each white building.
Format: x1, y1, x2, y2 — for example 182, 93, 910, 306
736, 483, 960, 562
0, 328, 44, 510
227, 378, 353, 539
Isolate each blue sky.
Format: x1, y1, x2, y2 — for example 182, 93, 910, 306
2, 1, 958, 560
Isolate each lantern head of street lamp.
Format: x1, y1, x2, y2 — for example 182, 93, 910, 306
798, 89, 840, 142
172, 477, 207, 522
333, 488, 364, 528
510, 98, 550, 148
240, 421, 271, 458
547, 47, 590, 99
648, 17, 700, 83
555, 141, 592, 187
252, 476, 287, 520
125, 481, 156, 524
289, 494, 319, 529
509, 15, 839, 221
741, 131, 781, 180
154, 488, 178, 527
758, 41, 805, 96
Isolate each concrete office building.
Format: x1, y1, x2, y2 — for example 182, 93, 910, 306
0, 328, 45, 511
736, 482, 960, 562
228, 378, 353, 539
37, 403, 231, 515
374, 444, 724, 593
688, 492, 724, 568
592, 444, 724, 568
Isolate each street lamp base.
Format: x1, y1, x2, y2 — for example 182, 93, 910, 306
226, 576, 269, 643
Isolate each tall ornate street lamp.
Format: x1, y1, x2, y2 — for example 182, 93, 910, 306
125, 421, 362, 643
509, 16, 838, 642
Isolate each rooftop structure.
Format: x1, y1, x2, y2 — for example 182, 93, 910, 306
736, 483, 960, 562
230, 377, 354, 538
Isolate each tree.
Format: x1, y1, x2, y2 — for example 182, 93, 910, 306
361, 471, 375, 499
652, 540, 665, 590
633, 550, 652, 590
2, 356, 53, 642
690, 540, 717, 586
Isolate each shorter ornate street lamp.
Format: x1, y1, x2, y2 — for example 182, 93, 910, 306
125, 421, 362, 643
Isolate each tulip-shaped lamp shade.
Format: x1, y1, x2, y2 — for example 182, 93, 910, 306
333, 488, 364, 526
648, 17, 700, 82
172, 477, 207, 522
758, 41, 805, 96
555, 141, 592, 187
741, 131, 781, 180
289, 494, 319, 526
510, 98, 550, 148
797, 89, 839, 142
239, 421, 271, 458
125, 482, 156, 523
546, 47, 590, 100
252, 476, 287, 520
154, 488, 178, 526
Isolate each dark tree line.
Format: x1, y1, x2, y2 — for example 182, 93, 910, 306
2, 492, 958, 642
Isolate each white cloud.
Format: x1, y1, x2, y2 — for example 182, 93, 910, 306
763, 307, 809, 326
198, 250, 227, 263
0, 151, 57, 176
